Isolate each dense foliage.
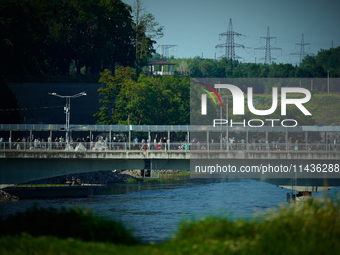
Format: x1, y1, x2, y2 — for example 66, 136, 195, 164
0, 0, 159, 79
0, 205, 137, 245
95, 67, 189, 125
0, 79, 20, 124
168, 198, 340, 254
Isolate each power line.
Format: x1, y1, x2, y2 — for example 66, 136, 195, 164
160, 45, 177, 59
241, 34, 332, 47
0, 105, 64, 112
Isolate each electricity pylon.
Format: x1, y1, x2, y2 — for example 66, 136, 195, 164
215, 18, 244, 60
255, 26, 281, 64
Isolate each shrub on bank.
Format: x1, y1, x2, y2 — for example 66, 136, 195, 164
166, 198, 340, 254
0, 205, 138, 245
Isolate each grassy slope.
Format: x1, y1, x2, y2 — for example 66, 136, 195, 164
306, 94, 340, 125
251, 93, 340, 125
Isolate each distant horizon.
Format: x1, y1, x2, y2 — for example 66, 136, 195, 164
123, 0, 339, 65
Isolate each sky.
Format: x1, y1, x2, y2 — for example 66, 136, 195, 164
122, 0, 340, 65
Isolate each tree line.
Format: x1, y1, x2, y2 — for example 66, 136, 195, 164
165, 46, 340, 92
0, 0, 161, 80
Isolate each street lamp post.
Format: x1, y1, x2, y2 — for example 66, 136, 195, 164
49, 92, 87, 150
221, 95, 231, 151
327, 70, 330, 94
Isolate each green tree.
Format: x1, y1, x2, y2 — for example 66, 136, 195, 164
49, 0, 135, 74
0, 0, 50, 78
153, 75, 190, 125
115, 76, 158, 125
177, 60, 191, 76
94, 66, 136, 124
95, 67, 190, 125
199, 61, 213, 77
132, 0, 163, 74
0, 0, 135, 78
0, 80, 20, 124
296, 55, 325, 78
316, 47, 340, 77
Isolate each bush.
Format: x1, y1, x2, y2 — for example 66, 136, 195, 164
0, 205, 138, 245
167, 198, 340, 254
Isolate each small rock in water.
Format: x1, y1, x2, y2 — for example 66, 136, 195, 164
0, 190, 19, 201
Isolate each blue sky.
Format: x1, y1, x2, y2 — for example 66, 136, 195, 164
122, 0, 340, 65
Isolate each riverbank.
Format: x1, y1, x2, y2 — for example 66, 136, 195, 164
14, 169, 189, 185
1, 198, 339, 254
1, 170, 189, 200
3, 186, 97, 199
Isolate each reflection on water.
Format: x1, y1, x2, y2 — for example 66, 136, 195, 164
1, 177, 339, 243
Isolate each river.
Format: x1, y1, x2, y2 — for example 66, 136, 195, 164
1, 177, 339, 243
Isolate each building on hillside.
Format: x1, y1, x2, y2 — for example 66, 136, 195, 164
148, 60, 175, 76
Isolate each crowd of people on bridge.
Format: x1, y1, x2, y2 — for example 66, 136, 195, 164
0, 134, 338, 151
191, 136, 338, 151
133, 136, 188, 151
0, 135, 189, 151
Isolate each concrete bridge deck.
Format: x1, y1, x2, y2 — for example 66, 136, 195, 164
1, 148, 340, 160
1, 147, 339, 187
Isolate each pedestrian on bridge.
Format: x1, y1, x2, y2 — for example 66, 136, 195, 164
134, 137, 138, 150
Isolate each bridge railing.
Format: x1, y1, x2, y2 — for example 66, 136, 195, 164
0, 141, 339, 152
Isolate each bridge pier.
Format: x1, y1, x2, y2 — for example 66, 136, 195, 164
142, 159, 159, 178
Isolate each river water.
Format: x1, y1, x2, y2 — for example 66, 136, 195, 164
1, 177, 339, 243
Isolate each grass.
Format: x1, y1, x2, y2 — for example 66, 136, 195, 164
124, 170, 189, 184
164, 198, 340, 254
125, 178, 139, 184
172, 171, 190, 176
0, 234, 152, 255
125, 177, 166, 183
249, 93, 340, 125
1, 198, 340, 254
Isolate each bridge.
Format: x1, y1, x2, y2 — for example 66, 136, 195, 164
1, 124, 340, 194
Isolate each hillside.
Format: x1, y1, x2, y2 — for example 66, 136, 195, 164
307, 94, 340, 125
246, 93, 340, 126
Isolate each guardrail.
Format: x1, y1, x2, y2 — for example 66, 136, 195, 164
0, 124, 192, 132
0, 141, 188, 152
2, 124, 340, 132
0, 142, 338, 152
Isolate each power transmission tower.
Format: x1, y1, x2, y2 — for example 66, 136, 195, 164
255, 27, 281, 64
160, 45, 177, 59
290, 34, 314, 64
215, 18, 244, 60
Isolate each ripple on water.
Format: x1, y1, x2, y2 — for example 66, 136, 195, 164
1, 178, 339, 243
